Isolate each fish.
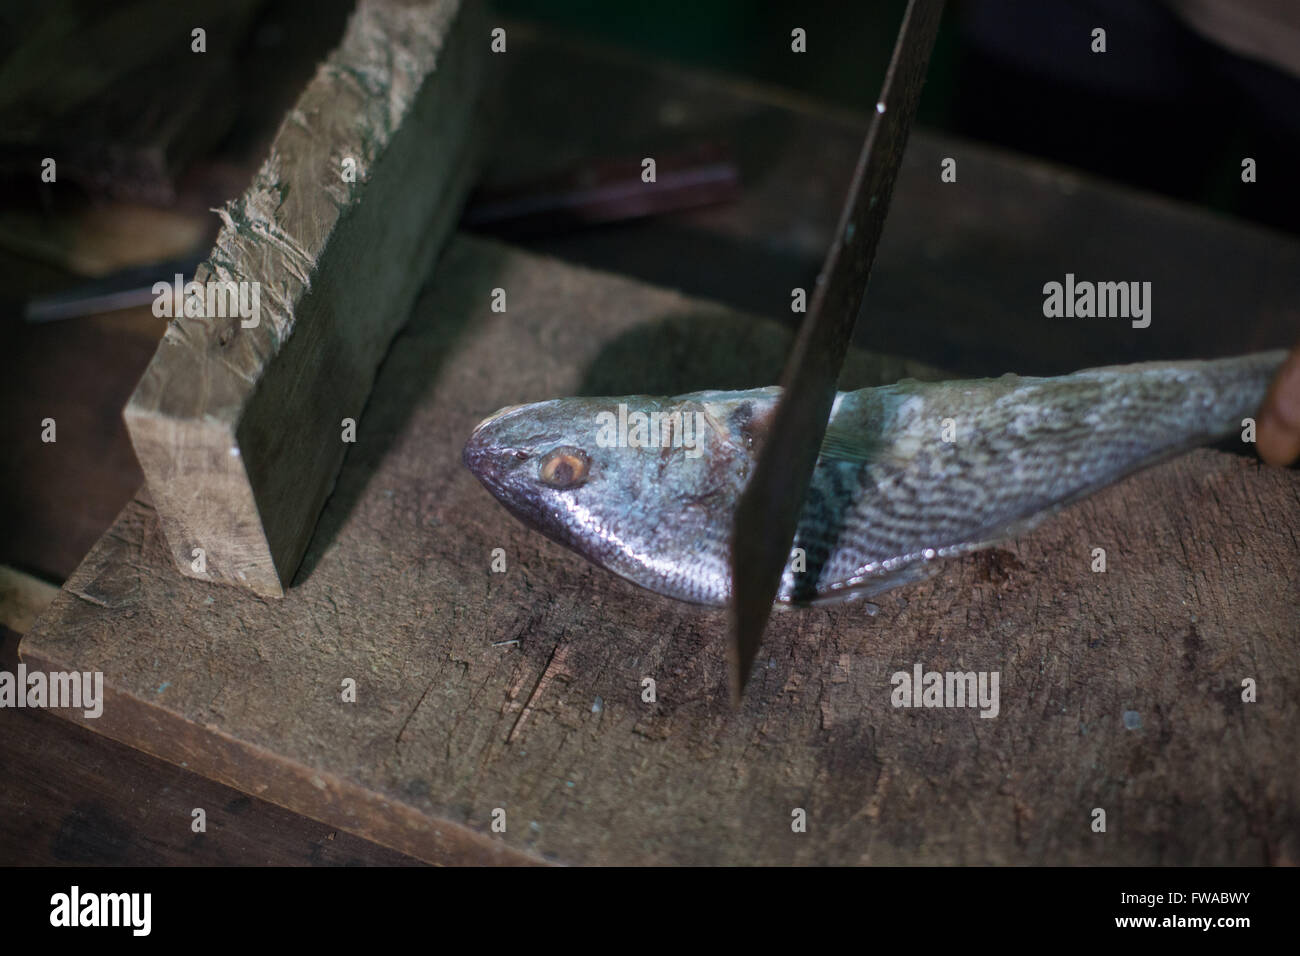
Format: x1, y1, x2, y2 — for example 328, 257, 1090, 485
462, 350, 1286, 607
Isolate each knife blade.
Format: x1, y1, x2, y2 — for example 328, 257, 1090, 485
728, 0, 946, 701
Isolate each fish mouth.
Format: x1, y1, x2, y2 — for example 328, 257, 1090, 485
462, 421, 502, 490
462, 430, 488, 478
463, 402, 540, 492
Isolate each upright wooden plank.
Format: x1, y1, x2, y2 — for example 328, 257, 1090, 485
23, 237, 1300, 865
124, 0, 486, 596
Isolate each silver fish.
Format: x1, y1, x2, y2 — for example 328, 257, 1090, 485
463, 351, 1285, 607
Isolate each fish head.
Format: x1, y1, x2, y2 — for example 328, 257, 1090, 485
462, 389, 779, 604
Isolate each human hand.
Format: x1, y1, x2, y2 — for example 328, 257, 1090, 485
1257, 344, 1300, 465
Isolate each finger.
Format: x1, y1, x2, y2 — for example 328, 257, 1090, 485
1256, 345, 1300, 466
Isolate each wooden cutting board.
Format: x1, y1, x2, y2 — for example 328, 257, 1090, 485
21, 235, 1300, 865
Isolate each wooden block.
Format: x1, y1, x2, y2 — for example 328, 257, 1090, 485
124, 0, 487, 597
23, 236, 1300, 865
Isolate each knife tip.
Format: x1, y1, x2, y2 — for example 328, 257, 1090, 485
728, 615, 763, 707
729, 657, 750, 708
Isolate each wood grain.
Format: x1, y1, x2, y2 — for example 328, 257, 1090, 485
23, 236, 1300, 865
0, 698, 423, 866
124, 0, 486, 597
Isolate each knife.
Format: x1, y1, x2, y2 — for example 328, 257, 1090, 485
728, 0, 946, 700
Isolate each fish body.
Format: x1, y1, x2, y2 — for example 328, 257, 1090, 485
463, 351, 1285, 607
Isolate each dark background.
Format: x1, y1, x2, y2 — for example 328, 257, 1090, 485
498, 0, 1300, 236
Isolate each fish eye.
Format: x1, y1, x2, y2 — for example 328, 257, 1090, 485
538, 446, 589, 489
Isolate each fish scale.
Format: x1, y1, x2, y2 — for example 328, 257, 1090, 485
463, 351, 1286, 608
